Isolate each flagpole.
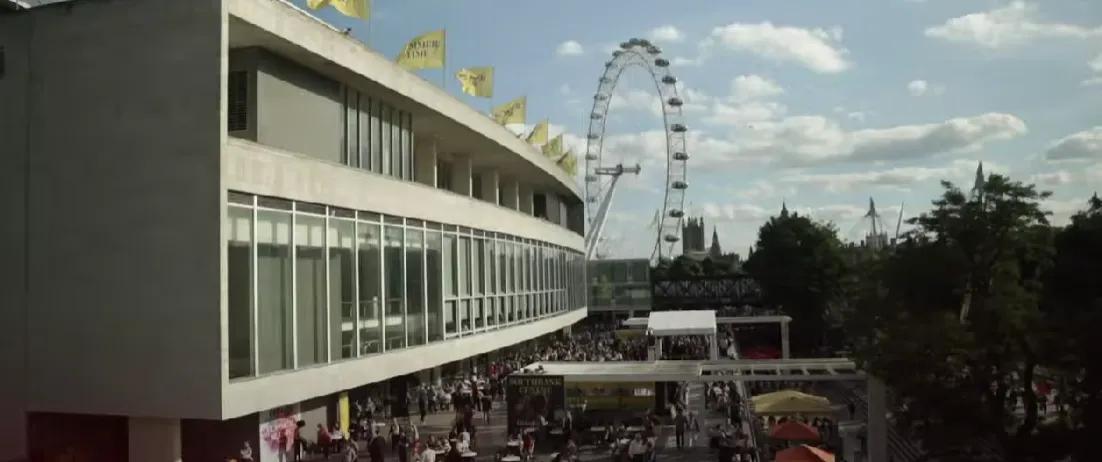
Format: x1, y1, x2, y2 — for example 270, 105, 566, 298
441, 29, 448, 90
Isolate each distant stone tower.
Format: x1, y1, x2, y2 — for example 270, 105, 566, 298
681, 217, 706, 254
709, 226, 722, 258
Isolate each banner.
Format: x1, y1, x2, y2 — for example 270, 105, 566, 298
541, 133, 563, 158
455, 66, 494, 98
557, 150, 577, 176
507, 375, 565, 435
526, 119, 549, 145
397, 29, 446, 70
492, 96, 527, 125
307, 0, 370, 19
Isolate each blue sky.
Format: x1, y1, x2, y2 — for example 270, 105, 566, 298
302, 0, 1102, 258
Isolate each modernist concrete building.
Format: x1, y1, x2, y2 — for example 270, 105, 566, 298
0, 0, 586, 460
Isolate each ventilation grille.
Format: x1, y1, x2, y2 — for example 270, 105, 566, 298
227, 71, 248, 131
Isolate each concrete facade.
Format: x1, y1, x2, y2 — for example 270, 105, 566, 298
0, 0, 586, 460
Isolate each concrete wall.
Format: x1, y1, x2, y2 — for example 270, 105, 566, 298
251, 48, 343, 165
227, 140, 583, 251
223, 304, 586, 419
0, 14, 30, 462
226, 0, 580, 200
17, 0, 225, 419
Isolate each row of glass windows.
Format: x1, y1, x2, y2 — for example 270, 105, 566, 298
342, 87, 414, 181
226, 192, 586, 380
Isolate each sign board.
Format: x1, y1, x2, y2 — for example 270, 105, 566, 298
507, 375, 565, 435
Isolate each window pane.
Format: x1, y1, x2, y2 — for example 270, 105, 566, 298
472, 239, 483, 295
459, 237, 470, 297
460, 300, 470, 333
329, 219, 356, 360
443, 234, 456, 297
385, 226, 406, 350
473, 299, 483, 329
426, 231, 443, 342
406, 229, 425, 346
381, 104, 391, 176
257, 210, 293, 374
370, 99, 381, 173
358, 94, 370, 171
445, 301, 456, 336
296, 214, 327, 368
391, 108, 401, 179
357, 222, 382, 355
227, 206, 254, 379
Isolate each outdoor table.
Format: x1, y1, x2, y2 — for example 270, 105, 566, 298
501, 456, 521, 462
625, 426, 643, 433
506, 441, 521, 447
589, 426, 605, 433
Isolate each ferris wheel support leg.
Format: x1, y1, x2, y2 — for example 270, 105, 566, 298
585, 175, 622, 260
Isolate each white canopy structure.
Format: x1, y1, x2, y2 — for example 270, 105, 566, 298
646, 310, 717, 337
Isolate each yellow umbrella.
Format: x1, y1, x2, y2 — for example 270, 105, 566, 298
751, 389, 832, 415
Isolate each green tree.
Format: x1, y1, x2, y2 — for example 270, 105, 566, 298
851, 175, 1058, 461
1042, 194, 1102, 460
745, 208, 848, 355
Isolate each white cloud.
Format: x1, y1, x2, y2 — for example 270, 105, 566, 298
731, 180, 796, 201
730, 75, 785, 103
847, 112, 867, 123
1090, 54, 1102, 72
908, 80, 929, 96
559, 83, 572, 96
1082, 77, 1102, 87
705, 101, 788, 127
649, 25, 684, 43
609, 88, 664, 117
907, 79, 945, 96
782, 159, 989, 193
925, 2, 1102, 48
555, 40, 584, 56
709, 22, 850, 73
700, 203, 772, 223
1045, 126, 1102, 161
1029, 171, 1073, 186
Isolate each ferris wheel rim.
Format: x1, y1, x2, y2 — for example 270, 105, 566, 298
583, 38, 690, 260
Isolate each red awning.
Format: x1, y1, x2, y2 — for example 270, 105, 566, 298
774, 444, 835, 462
768, 421, 821, 441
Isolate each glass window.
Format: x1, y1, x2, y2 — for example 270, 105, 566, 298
460, 300, 470, 333
358, 95, 370, 172
391, 108, 401, 180
296, 214, 327, 368
473, 299, 484, 329
384, 226, 406, 350
406, 229, 425, 346
357, 221, 382, 355
498, 240, 507, 294
488, 240, 497, 295
445, 301, 457, 336
329, 219, 356, 360
426, 231, 443, 342
227, 206, 254, 379
381, 103, 392, 176
344, 89, 358, 168
459, 237, 470, 297
472, 239, 483, 296
257, 209, 293, 374
370, 98, 381, 174
443, 234, 456, 297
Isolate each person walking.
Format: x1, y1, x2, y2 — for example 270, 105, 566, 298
419, 388, 428, 424
674, 410, 688, 450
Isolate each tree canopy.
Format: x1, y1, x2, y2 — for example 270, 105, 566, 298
745, 207, 849, 355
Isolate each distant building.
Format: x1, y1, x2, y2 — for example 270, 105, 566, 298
682, 216, 706, 255
587, 258, 652, 320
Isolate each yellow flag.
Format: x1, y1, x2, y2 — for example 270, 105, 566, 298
558, 150, 578, 176
526, 120, 549, 145
455, 67, 494, 98
492, 96, 526, 125
397, 30, 446, 70
542, 133, 563, 158
307, 0, 369, 19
